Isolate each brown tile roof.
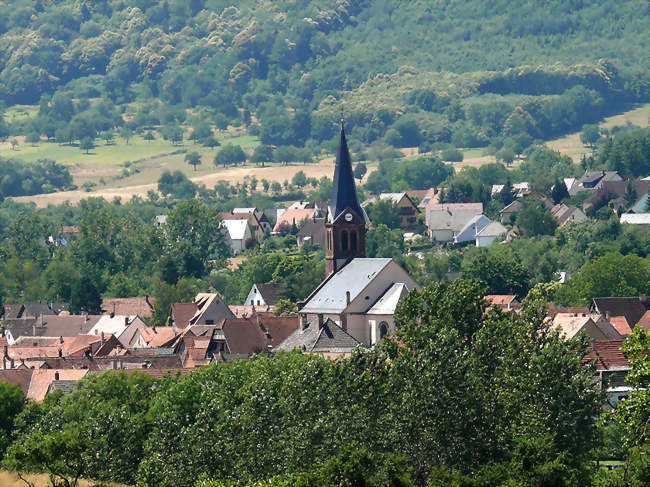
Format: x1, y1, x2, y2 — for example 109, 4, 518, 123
584, 340, 630, 371
274, 208, 317, 232
221, 318, 268, 355
27, 369, 88, 402
101, 297, 155, 318
259, 316, 300, 347
228, 305, 274, 318
638, 311, 650, 331
136, 327, 180, 348
593, 297, 648, 328
0, 369, 34, 395
485, 295, 518, 306
608, 316, 633, 336
171, 302, 199, 329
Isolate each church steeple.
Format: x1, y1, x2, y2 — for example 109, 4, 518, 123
329, 120, 364, 221
325, 120, 366, 275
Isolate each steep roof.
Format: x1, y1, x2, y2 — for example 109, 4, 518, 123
592, 297, 648, 328
329, 123, 364, 221
300, 258, 393, 314
637, 310, 650, 331
171, 302, 199, 329
476, 221, 507, 237
273, 208, 317, 232
276, 318, 361, 354
222, 219, 250, 240
28, 369, 89, 402
0, 369, 34, 395
486, 295, 518, 307
297, 219, 327, 247
254, 283, 286, 305
221, 319, 268, 355
367, 283, 409, 315
608, 316, 633, 336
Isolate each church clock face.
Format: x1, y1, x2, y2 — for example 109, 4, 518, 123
344, 213, 353, 222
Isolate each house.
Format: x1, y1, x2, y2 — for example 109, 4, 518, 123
417, 187, 442, 209
485, 295, 520, 311
620, 213, 650, 227
222, 210, 265, 241
362, 193, 420, 227
88, 315, 147, 347
475, 221, 507, 247
591, 297, 650, 330
233, 207, 273, 234
2, 315, 102, 345
550, 204, 588, 227
276, 318, 362, 358
577, 171, 623, 191
294, 122, 419, 347
297, 218, 327, 249
27, 369, 89, 402
426, 203, 484, 242
101, 297, 155, 319
273, 207, 318, 235
490, 182, 530, 197
552, 313, 622, 340
454, 214, 491, 244
171, 293, 235, 329
499, 200, 522, 224
154, 215, 167, 227
637, 310, 650, 331
583, 180, 650, 214
221, 218, 253, 254
245, 283, 286, 306
129, 326, 180, 349
2, 302, 69, 320
629, 191, 649, 214
0, 369, 34, 394
584, 340, 631, 409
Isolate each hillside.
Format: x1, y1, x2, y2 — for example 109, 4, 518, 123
0, 0, 649, 200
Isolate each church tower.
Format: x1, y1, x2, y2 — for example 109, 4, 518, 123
325, 121, 366, 275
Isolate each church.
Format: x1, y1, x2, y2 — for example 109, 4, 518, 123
280, 122, 419, 352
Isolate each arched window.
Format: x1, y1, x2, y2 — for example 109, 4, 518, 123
341, 230, 349, 251
350, 230, 358, 252
379, 322, 389, 339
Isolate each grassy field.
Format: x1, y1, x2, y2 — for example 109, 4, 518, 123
547, 102, 650, 162
0, 471, 127, 486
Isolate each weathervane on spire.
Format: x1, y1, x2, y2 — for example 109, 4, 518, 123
340, 105, 344, 128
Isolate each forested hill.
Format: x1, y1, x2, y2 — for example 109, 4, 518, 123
1, 0, 649, 149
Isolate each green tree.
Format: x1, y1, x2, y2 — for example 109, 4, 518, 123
0, 382, 24, 460
185, 151, 202, 171
80, 136, 94, 154
497, 147, 515, 167
214, 144, 246, 167
366, 224, 404, 258
119, 127, 133, 145
291, 170, 308, 188
551, 178, 569, 203
462, 251, 531, 297
580, 124, 600, 148
517, 200, 557, 236
251, 144, 273, 167
354, 162, 367, 181
274, 298, 297, 316
366, 199, 401, 229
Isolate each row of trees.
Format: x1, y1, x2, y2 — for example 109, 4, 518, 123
4, 281, 642, 487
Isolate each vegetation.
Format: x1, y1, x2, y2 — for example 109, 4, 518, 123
0, 282, 607, 486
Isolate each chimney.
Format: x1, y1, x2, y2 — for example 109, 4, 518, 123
84, 312, 88, 323
54, 372, 59, 380
605, 311, 610, 320
346, 291, 351, 306
59, 335, 63, 344
111, 303, 115, 318
58, 348, 62, 358
318, 314, 324, 328
124, 316, 129, 327
101, 332, 105, 345
40, 314, 44, 326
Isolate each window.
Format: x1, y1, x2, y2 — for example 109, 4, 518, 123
205, 319, 214, 325
350, 230, 357, 252
341, 230, 349, 251
379, 321, 389, 339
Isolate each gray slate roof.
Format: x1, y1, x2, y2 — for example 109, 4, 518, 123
300, 258, 393, 314
276, 318, 362, 353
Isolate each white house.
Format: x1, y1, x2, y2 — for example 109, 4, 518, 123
426, 203, 483, 242
221, 219, 252, 254
454, 214, 492, 244
620, 213, 650, 227
475, 221, 507, 247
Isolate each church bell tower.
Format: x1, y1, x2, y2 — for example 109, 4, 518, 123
325, 121, 366, 275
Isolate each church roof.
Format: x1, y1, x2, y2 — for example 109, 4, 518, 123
367, 283, 410, 315
329, 123, 364, 221
300, 258, 393, 314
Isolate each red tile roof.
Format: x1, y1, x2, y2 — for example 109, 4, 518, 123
636, 310, 650, 331
608, 316, 633, 336
584, 340, 630, 371
485, 295, 518, 306
274, 208, 317, 232
0, 369, 34, 395
27, 369, 88, 402
221, 318, 268, 355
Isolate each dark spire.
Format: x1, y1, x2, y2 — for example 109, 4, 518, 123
330, 120, 363, 220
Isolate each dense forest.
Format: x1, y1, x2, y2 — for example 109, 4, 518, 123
0, 0, 649, 165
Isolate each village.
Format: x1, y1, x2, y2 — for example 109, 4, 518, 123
1, 124, 649, 412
